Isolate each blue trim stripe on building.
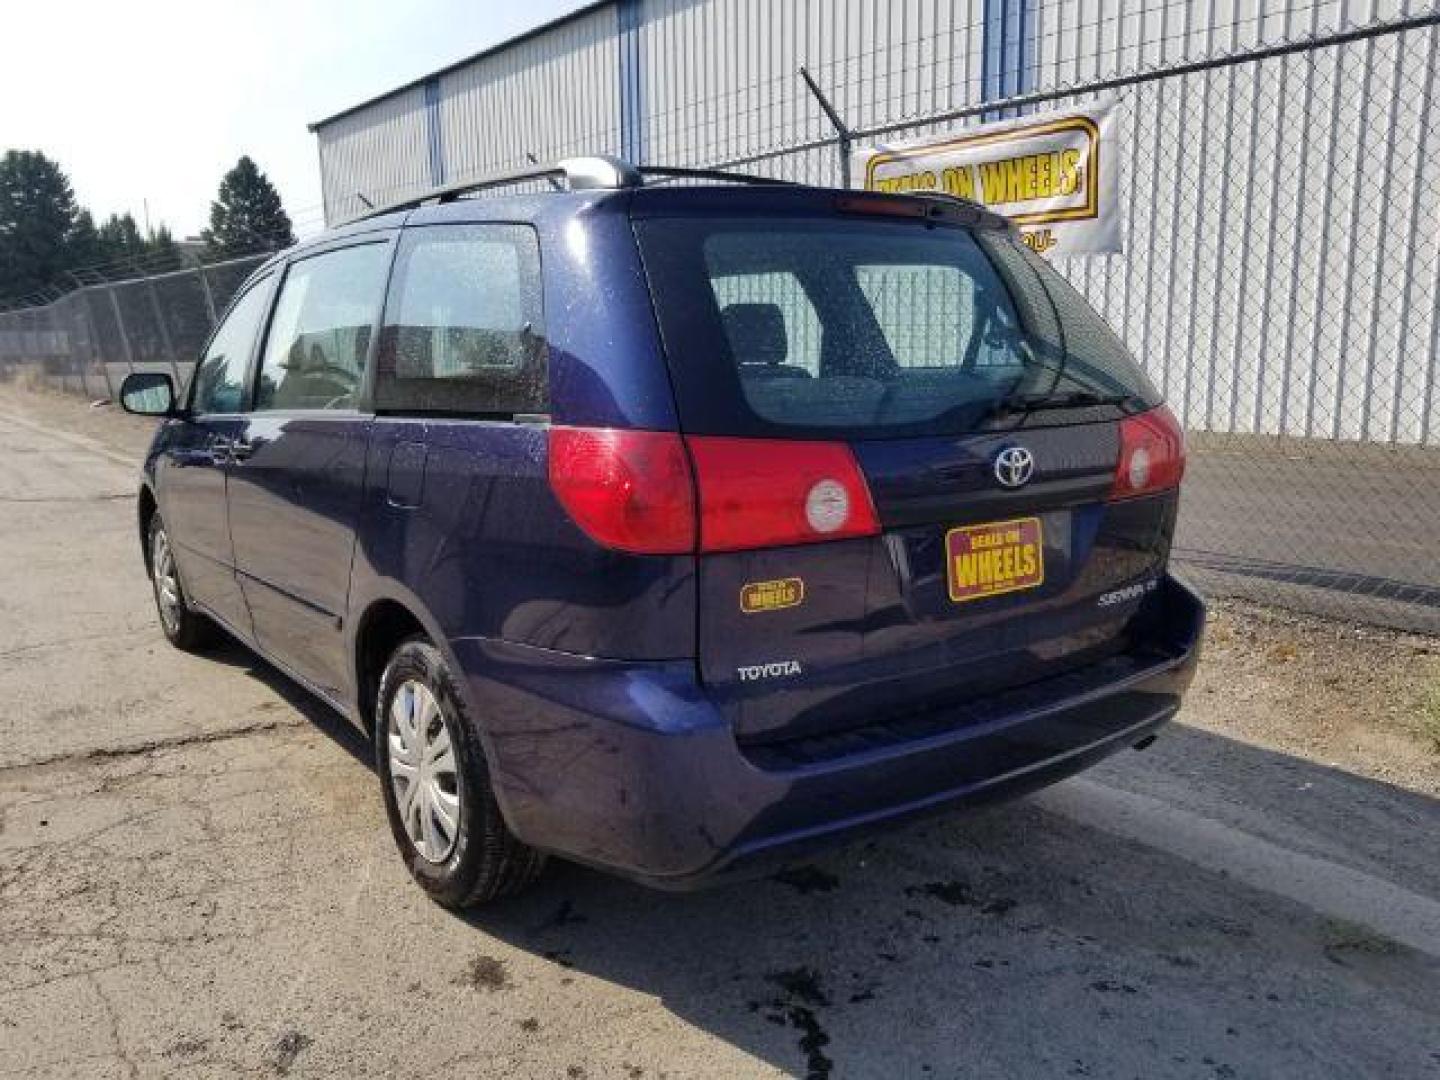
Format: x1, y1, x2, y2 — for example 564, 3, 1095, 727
423, 76, 445, 186
982, 0, 1036, 119
618, 0, 645, 163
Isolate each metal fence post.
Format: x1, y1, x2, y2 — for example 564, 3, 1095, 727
107, 287, 136, 378
146, 275, 183, 386
800, 66, 853, 188
82, 293, 116, 401
76, 291, 115, 401
195, 265, 218, 324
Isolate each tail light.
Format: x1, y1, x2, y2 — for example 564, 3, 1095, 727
548, 427, 695, 553
548, 428, 879, 555
1111, 405, 1186, 500
686, 436, 879, 552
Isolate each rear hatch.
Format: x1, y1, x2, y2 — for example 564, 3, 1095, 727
632, 188, 1184, 746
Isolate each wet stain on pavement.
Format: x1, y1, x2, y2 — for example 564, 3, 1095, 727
765, 967, 830, 1007
771, 865, 840, 894
759, 967, 835, 1078
456, 954, 510, 992
905, 879, 1017, 915
270, 1029, 311, 1075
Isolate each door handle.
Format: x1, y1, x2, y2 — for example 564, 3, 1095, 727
170, 449, 210, 468
227, 438, 257, 462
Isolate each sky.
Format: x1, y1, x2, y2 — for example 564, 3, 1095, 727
1, 0, 588, 240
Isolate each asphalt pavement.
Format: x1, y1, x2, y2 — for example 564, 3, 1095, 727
1, 407, 1438, 1079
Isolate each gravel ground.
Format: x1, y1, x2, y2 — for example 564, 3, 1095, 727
1, 381, 1438, 1079
1191, 602, 1440, 797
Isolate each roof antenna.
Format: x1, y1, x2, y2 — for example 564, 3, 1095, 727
526, 152, 564, 191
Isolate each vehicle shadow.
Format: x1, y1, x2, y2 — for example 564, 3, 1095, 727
222, 646, 1440, 1077
451, 724, 1440, 1078
204, 638, 374, 769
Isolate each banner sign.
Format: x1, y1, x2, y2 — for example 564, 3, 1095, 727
854, 99, 1122, 256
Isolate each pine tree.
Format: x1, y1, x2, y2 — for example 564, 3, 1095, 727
0, 150, 81, 299
146, 224, 182, 274
66, 212, 182, 281
201, 156, 294, 259
66, 209, 103, 276
97, 213, 146, 260
97, 212, 149, 275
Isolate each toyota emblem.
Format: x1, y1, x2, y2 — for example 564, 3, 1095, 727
993, 446, 1035, 489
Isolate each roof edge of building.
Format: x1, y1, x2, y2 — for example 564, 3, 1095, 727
307, 0, 615, 133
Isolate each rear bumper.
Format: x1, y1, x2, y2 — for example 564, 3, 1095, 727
454, 574, 1204, 890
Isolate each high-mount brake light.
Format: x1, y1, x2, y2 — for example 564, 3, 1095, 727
1111, 405, 1186, 500
833, 194, 932, 218
686, 436, 880, 552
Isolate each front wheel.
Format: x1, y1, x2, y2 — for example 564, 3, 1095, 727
376, 638, 546, 907
147, 513, 216, 651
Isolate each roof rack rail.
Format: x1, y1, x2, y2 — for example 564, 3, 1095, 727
355, 156, 638, 219
356, 155, 793, 220
635, 165, 796, 187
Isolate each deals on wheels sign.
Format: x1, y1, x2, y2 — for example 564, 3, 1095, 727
855, 99, 1122, 256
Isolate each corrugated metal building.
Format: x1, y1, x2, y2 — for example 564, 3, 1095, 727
309, 0, 1440, 445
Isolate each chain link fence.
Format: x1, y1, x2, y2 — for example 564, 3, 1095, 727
0, 254, 268, 401
702, 13, 1440, 634
1, 13, 1437, 633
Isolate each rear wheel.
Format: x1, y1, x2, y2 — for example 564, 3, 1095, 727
376, 638, 546, 907
147, 514, 216, 651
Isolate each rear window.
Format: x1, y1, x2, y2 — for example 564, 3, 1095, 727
635, 217, 1159, 439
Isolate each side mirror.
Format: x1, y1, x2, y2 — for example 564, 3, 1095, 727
119, 372, 180, 417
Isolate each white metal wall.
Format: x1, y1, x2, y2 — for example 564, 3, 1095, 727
439, 5, 622, 184
637, 0, 988, 170
316, 84, 431, 227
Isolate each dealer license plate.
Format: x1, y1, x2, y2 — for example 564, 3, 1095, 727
945, 517, 1045, 603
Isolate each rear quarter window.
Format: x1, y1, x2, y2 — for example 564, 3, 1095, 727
375, 223, 547, 416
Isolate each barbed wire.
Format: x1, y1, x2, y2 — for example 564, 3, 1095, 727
0, 212, 324, 310
0, 186, 329, 310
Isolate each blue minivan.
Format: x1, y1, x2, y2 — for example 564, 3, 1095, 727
120, 157, 1204, 907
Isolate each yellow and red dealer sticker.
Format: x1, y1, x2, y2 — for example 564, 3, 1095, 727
740, 577, 805, 614
946, 517, 1045, 603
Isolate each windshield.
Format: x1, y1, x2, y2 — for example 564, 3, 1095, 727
635, 216, 1160, 439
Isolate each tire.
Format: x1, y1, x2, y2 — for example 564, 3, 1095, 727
147, 513, 217, 652
375, 637, 546, 907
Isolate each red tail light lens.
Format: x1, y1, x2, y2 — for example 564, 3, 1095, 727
548, 427, 696, 554
1112, 405, 1186, 500
549, 428, 879, 555
686, 436, 880, 552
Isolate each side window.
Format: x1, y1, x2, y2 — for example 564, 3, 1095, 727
709, 271, 821, 375
255, 243, 391, 412
376, 224, 547, 415
191, 277, 272, 414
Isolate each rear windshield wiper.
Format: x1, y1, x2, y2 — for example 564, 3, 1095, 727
990, 389, 1134, 418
